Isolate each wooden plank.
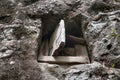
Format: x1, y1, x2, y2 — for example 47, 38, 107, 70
66, 35, 85, 45
38, 56, 89, 64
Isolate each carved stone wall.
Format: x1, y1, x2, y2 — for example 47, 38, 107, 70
0, 0, 120, 80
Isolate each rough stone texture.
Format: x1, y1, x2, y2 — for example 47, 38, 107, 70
0, 14, 41, 59
86, 10, 120, 68
0, 0, 120, 80
62, 62, 120, 80
24, 0, 81, 16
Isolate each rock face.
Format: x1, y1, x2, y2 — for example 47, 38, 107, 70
0, 0, 120, 80
86, 10, 120, 68
62, 62, 120, 80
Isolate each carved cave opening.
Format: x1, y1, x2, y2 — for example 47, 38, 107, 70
37, 15, 90, 64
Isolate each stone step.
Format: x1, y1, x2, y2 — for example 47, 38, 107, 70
38, 56, 89, 64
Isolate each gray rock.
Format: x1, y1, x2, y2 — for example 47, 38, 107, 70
86, 10, 120, 68
23, 0, 70, 16
62, 62, 120, 80
0, 0, 120, 80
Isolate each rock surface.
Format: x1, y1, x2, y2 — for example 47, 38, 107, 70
86, 10, 120, 68
0, 0, 120, 80
62, 62, 120, 80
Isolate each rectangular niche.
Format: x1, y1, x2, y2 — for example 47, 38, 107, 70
38, 16, 90, 64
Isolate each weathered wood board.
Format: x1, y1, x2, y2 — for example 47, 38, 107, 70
66, 35, 85, 45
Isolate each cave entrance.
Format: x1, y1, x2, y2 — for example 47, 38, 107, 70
38, 15, 90, 64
